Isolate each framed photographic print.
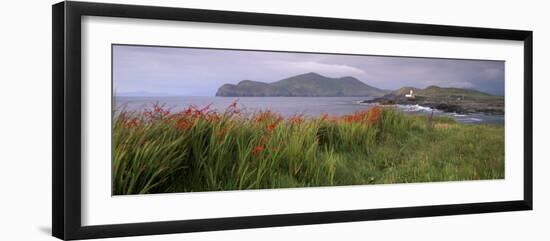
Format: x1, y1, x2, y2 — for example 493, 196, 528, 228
52, 1, 533, 240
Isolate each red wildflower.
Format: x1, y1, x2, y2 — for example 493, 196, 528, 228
251, 145, 265, 157
339, 106, 381, 124
255, 110, 276, 123
144, 103, 171, 120
266, 117, 283, 133
367, 106, 382, 124
319, 113, 338, 123
143, 110, 152, 119
207, 112, 221, 122
175, 118, 195, 131
125, 118, 140, 128
341, 111, 367, 123
183, 105, 197, 116
290, 115, 304, 125
225, 99, 240, 115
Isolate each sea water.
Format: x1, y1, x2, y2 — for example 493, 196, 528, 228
115, 96, 504, 125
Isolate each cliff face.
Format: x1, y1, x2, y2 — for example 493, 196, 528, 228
215, 72, 387, 97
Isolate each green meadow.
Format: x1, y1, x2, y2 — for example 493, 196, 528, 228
112, 103, 504, 195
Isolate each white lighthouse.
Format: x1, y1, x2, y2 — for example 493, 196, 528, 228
405, 89, 415, 99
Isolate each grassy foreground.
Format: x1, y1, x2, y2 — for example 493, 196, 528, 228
112, 102, 504, 195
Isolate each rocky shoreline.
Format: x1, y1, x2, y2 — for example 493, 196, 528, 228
363, 93, 504, 115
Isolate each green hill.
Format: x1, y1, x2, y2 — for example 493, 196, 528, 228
216, 80, 290, 97
365, 86, 504, 114
397, 86, 496, 99
215, 72, 387, 97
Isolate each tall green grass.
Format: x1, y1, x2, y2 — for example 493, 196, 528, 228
112, 104, 504, 195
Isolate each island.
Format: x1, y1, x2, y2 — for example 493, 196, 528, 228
215, 72, 388, 97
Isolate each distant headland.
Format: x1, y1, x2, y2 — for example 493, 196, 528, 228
215, 72, 503, 114
215, 72, 388, 97
362, 86, 504, 115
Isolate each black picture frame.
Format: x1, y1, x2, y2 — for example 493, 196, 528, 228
52, 1, 533, 240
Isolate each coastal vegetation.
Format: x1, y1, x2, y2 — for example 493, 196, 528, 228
112, 102, 504, 195
365, 86, 504, 114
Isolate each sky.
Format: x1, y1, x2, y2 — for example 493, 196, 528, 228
113, 45, 505, 96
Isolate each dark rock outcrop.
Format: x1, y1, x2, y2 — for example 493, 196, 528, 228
363, 86, 504, 115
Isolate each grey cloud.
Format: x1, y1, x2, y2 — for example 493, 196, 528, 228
113, 45, 504, 96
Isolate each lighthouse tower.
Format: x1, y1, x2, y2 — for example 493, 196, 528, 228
405, 89, 415, 99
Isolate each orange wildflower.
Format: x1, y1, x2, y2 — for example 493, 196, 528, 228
289, 115, 304, 125
367, 106, 382, 124
125, 118, 140, 128
225, 99, 240, 115
251, 145, 265, 157
266, 117, 283, 133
